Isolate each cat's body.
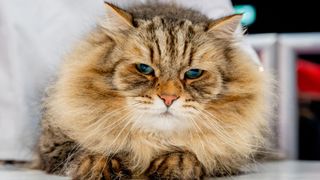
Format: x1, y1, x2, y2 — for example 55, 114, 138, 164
36, 2, 272, 179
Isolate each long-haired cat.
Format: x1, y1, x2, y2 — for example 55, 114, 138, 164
36, 2, 273, 179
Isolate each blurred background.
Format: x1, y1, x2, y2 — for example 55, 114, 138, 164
232, 0, 320, 160
0, 0, 319, 164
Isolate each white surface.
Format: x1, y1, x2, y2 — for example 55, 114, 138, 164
1, 161, 320, 180
217, 161, 320, 180
0, 166, 67, 180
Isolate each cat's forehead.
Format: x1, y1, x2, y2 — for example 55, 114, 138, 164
136, 16, 207, 36
130, 17, 212, 70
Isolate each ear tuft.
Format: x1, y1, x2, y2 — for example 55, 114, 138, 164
101, 2, 133, 33
207, 14, 243, 36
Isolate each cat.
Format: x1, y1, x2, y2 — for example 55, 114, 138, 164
35, 2, 273, 179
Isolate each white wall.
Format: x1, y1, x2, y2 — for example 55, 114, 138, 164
0, 0, 104, 160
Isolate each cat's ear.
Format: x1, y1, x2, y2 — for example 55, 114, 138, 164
207, 14, 243, 36
100, 2, 133, 36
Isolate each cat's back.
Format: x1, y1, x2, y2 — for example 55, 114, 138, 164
127, 3, 209, 24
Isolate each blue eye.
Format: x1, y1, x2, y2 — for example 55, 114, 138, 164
185, 69, 203, 79
136, 63, 154, 75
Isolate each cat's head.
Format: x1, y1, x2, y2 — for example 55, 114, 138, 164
52, 3, 268, 136
98, 3, 261, 132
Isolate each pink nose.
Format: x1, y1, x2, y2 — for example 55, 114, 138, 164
159, 95, 179, 106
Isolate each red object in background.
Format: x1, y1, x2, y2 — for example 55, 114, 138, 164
297, 60, 320, 100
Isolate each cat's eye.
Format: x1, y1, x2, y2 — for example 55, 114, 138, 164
185, 69, 203, 79
136, 63, 154, 75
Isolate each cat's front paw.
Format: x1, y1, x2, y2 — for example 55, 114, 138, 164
72, 154, 131, 180
145, 152, 204, 180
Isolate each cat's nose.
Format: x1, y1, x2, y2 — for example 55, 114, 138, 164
158, 94, 179, 107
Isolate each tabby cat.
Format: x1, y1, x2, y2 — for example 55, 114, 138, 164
36, 2, 272, 179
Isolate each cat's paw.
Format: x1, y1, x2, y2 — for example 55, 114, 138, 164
145, 152, 204, 180
72, 154, 131, 180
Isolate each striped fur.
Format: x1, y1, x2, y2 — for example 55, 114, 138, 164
36, 2, 273, 179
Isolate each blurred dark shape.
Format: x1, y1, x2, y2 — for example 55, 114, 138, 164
299, 101, 320, 160
232, 0, 320, 33
297, 59, 320, 160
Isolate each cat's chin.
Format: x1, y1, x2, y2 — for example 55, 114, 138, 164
132, 112, 192, 132
159, 111, 174, 117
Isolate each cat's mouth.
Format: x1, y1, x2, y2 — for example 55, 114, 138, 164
159, 111, 174, 117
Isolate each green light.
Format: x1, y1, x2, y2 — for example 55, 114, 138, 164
234, 5, 256, 26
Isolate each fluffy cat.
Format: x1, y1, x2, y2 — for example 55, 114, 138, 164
35, 2, 273, 179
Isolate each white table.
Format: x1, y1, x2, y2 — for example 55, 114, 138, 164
1, 161, 320, 180
217, 160, 320, 180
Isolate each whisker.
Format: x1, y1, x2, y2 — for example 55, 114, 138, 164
189, 118, 207, 152
84, 105, 132, 131
86, 112, 136, 176
53, 143, 81, 175
197, 109, 277, 155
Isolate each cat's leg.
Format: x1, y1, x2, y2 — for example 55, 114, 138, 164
36, 124, 79, 175
71, 153, 131, 180
145, 152, 204, 180
37, 124, 131, 179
